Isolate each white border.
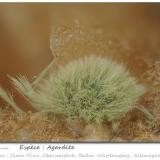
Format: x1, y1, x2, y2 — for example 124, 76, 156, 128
0, 0, 160, 2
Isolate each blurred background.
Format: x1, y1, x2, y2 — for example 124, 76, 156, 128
0, 3, 160, 110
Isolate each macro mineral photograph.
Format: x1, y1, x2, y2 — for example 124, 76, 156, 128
0, 3, 160, 142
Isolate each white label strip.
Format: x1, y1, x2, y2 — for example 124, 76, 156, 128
0, 143, 160, 160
